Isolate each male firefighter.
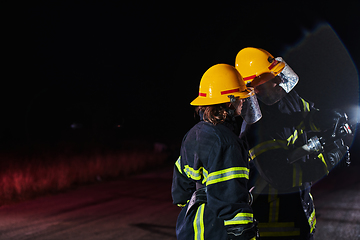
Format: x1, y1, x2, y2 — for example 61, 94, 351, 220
172, 64, 262, 240
235, 47, 351, 239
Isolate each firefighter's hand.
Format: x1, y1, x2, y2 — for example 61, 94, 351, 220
312, 109, 348, 132
226, 221, 258, 240
325, 139, 350, 169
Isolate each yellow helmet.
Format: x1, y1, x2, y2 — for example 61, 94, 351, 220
235, 47, 285, 86
190, 64, 251, 106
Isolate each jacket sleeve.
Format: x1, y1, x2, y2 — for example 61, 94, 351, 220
205, 141, 253, 226
250, 141, 329, 190
171, 156, 195, 207
246, 94, 330, 190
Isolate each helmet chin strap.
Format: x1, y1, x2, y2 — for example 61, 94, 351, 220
226, 95, 237, 117
228, 94, 236, 103
226, 108, 236, 117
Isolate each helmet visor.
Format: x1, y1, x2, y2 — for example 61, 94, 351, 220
255, 76, 287, 105
276, 57, 299, 93
240, 89, 262, 124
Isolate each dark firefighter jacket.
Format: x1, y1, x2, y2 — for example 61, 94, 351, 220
172, 115, 253, 240
241, 90, 328, 240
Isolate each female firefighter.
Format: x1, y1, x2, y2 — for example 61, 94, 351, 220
171, 63, 262, 240
235, 47, 350, 240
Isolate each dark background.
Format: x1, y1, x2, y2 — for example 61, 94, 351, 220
3, 2, 360, 156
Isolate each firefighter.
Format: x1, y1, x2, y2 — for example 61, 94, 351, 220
171, 63, 262, 240
235, 47, 350, 239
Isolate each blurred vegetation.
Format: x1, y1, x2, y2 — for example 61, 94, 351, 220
0, 138, 176, 206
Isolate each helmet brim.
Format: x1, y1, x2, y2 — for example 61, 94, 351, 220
190, 90, 252, 106
249, 60, 285, 88
269, 60, 285, 76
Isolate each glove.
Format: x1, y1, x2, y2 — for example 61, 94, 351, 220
311, 109, 348, 133
325, 139, 350, 170
226, 221, 258, 240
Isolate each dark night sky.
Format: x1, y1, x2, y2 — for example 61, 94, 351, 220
3, 1, 360, 149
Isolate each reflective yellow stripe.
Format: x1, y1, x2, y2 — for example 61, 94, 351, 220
184, 165, 202, 180
224, 212, 253, 225
300, 98, 310, 112
193, 203, 205, 240
261, 189, 301, 237
183, 164, 209, 185
249, 140, 288, 160
310, 121, 321, 132
287, 129, 300, 145
177, 199, 190, 208
309, 192, 313, 201
318, 153, 329, 174
287, 121, 306, 146
308, 197, 316, 233
296, 120, 306, 131
175, 156, 182, 174
258, 222, 301, 237
310, 216, 317, 233
202, 168, 208, 184
206, 167, 249, 186
268, 187, 279, 223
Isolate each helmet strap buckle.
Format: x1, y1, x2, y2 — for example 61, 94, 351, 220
228, 95, 236, 103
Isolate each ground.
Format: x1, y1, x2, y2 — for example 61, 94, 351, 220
0, 164, 359, 240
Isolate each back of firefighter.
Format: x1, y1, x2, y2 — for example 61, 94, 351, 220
235, 47, 350, 239
171, 64, 262, 240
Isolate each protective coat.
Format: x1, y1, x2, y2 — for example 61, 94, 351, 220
172, 116, 253, 240
242, 90, 327, 239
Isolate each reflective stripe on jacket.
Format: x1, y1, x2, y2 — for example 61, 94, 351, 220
172, 119, 253, 240
242, 90, 322, 239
